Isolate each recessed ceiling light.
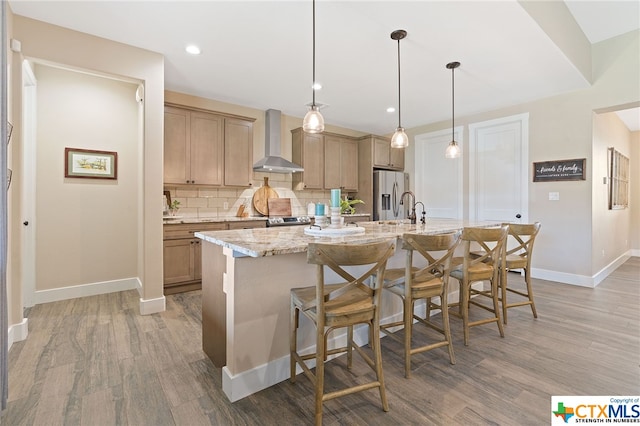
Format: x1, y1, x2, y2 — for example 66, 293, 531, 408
185, 45, 201, 55
312, 82, 322, 90
386, 107, 396, 113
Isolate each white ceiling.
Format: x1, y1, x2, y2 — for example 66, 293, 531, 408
8, 0, 640, 134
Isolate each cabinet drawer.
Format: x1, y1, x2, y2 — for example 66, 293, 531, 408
227, 220, 266, 230
164, 222, 227, 240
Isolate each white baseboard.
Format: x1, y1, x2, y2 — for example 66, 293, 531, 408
8, 317, 29, 350
34, 277, 141, 304
532, 251, 632, 288
139, 295, 166, 315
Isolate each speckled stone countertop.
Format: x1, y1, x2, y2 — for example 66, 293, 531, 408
195, 218, 498, 258
163, 216, 268, 225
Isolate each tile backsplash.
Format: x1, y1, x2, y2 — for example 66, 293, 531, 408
164, 172, 347, 218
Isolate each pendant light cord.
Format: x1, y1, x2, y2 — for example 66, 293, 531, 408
397, 37, 401, 128
312, 0, 316, 107
451, 65, 454, 141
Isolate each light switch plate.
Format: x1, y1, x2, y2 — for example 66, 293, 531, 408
549, 192, 560, 201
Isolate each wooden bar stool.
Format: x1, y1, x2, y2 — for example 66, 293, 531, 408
449, 225, 508, 345
289, 239, 396, 426
378, 232, 461, 378
500, 222, 541, 324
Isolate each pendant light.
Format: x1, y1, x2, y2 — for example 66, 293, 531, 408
390, 29, 408, 148
445, 61, 461, 158
302, 0, 325, 133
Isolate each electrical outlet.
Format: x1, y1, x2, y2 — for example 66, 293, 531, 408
549, 192, 560, 201
223, 202, 229, 210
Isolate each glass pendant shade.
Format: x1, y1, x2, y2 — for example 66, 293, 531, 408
391, 127, 409, 148
302, 105, 324, 133
445, 140, 461, 158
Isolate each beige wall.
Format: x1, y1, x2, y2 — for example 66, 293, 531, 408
404, 30, 639, 280
9, 14, 165, 326
592, 111, 632, 272
34, 65, 139, 290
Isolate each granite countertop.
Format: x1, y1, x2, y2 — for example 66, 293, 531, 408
163, 216, 268, 225
195, 218, 498, 258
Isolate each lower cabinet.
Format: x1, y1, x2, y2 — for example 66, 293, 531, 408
163, 220, 266, 294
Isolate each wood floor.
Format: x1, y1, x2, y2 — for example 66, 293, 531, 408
2, 257, 639, 425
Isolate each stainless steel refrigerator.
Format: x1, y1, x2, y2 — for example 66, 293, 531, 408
373, 171, 410, 221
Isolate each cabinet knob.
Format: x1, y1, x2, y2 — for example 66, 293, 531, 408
248, 182, 252, 186
23, 221, 29, 226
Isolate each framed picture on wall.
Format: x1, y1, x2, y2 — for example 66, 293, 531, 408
64, 147, 118, 180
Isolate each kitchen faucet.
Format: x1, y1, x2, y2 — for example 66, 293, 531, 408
399, 191, 416, 224
414, 201, 426, 224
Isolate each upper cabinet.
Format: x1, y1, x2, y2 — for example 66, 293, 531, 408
292, 128, 359, 191
164, 105, 254, 187
372, 136, 404, 170
224, 117, 253, 187
324, 135, 358, 191
292, 128, 324, 190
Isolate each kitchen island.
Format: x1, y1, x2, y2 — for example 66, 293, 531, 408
195, 219, 497, 402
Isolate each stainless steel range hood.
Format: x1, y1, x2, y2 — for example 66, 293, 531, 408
253, 109, 304, 173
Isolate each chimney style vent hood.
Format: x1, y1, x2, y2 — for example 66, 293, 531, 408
253, 109, 304, 173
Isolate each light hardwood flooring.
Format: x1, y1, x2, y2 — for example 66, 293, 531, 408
2, 257, 639, 425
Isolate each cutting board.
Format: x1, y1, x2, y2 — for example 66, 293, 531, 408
252, 177, 279, 215
267, 198, 292, 217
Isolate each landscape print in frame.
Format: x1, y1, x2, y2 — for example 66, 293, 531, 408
65, 147, 118, 180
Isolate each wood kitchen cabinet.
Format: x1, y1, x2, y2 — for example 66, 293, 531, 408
163, 222, 226, 294
164, 106, 224, 186
292, 128, 324, 190
224, 117, 254, 187
227, 220, 266, 230
164, 105, 255, 187
372, 136, 405, 170
324, 134, 358, 191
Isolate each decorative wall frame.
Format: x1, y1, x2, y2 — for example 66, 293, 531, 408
533, 158, 586, 182
608, 147, 629, 210
64, 148, 118, 180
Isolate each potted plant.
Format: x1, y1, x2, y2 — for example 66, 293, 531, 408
339, 197, 364, 215
169, 200, 181, 216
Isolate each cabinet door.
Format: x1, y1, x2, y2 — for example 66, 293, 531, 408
302, 133, 324, 189
224, 118, 254, 187
164, 107, 190, 184
373, 138, 391, 168
163, 239, 195, 284
341, 138, 359, 190
323, 135, 342, 189
190, 111, 224, 185
390, 146, 405, 170
194, 240, 202, 281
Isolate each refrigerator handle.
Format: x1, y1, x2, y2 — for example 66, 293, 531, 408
392, 181, 399, 217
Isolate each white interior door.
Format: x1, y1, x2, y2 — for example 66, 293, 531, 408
415, 127, 463, 219
469, 113, 528, 223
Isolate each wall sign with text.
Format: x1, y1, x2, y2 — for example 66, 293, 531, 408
533, 158, 586, 182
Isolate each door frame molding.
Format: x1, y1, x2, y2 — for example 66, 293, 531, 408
468, 113, 529, 222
